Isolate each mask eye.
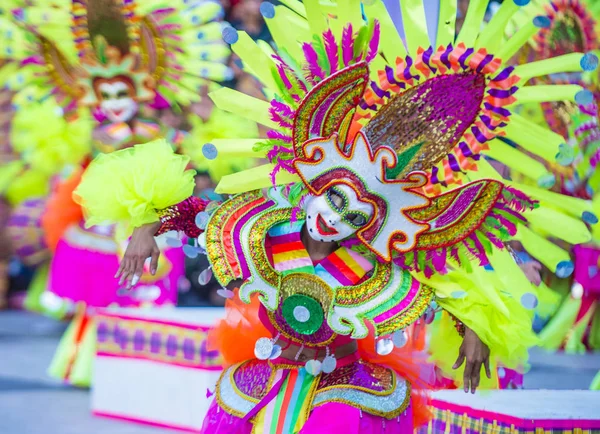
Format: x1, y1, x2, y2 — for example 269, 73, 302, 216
117, 90, 129, 99
345, 213, 367, 227
100, 92, 110, 99
327, 187, 346, 211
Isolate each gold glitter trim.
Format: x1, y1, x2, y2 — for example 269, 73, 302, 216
317, 362, 395, 397
375, 285, 434, 336
410, 181, 503, 251
312, 372, 411, 419
247, 208, 298, 287
335, 261, 392, 306
215, 365, 246, 418
206, 191, 265, 285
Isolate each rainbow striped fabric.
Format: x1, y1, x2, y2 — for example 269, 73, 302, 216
253, 368, 318, 434
268, 221, 374, 284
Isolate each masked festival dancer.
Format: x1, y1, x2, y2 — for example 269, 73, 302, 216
74, 0, 596, 430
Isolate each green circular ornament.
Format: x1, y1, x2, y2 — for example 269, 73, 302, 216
281, 294, 324, 335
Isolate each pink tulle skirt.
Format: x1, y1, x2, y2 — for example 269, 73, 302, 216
49, 222, 183, 307
200, 399, 414, 434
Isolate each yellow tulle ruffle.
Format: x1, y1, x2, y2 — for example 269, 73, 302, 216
421, 266, 539, 388
183, 108, 258, 182
74, 139, 195, 236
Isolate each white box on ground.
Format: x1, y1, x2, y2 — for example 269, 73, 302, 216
91, 307, 225, 432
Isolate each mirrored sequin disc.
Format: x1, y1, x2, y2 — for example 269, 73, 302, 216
259, 2, 275, 18
216, 288, 235, 299
376, 338, 394, 356
222, 26, 238, 44
581, 52, 599, 71
520, 292, 538, 310
202, 143, 218, 160
321, 355, 337, 374
269, 344, 282, 360
537, 173, 556, 189
424, 308, 435, 324
556, 260, 574, 278
198, 268, 213, 285
166, 237, 183, 248
571, 282, 584, 299
195, 212, 210, 230
582, 211, 599, 225
293, 305, 310, 322
305, 359, 322, 376
589, 266, 598, 278
497, 367, 506, 379
575, 90, 594, 105
392, 330, 408, 348
254, 337, 274, 360
450, 290, 467, 299
183, 244, 200, 259
533, 15, 551, 28
198, 232, 207, 249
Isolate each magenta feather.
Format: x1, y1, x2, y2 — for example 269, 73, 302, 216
302, 43, 326, 81
322, 29, 339, 74
270, 100, 294, 118
276, 63, 294, 90
272, 54, 308, 93
269, 108, 293, 129
366, 20, 381, 62
267, 130, 293, 143
341, 24, 355, 66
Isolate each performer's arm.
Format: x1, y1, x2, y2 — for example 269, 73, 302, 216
117, 196, 211, 287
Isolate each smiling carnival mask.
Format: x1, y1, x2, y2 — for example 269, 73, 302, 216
304, 184, 374, 242
95, 77, 139, 123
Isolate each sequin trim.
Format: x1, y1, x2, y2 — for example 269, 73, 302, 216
215, 364, 257, 418
205, 191, 265, 286
312, 371, 410, 419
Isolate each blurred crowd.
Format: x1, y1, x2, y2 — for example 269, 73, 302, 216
0, 0, 276, 310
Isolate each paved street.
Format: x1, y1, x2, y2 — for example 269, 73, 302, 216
0, 310, 599, 434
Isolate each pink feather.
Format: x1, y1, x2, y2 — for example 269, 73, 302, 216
270, 100, 294, 118
322, 29, 339, 74
302, 43, 326, 81
341, 24, 355, 66
269, 107, 293, 129
366, 20, 381, 62
267, 130, 293, 143
272, 54, 308, 93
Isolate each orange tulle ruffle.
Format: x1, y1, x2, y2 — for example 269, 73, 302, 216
41, 170, 84, 251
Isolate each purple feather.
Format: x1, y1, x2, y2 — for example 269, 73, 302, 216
485, 229, 505, 249
302, 43, 326, 81
341, 24, 355, 66
323, 29, 339, 74
267, 130, 293, 143
272, 54, 307, 92
366, 20, 381, 62
269, 108, 293, 129
276, 63, 294, 90
270, 100, 294, 118
489, 212, 518, 236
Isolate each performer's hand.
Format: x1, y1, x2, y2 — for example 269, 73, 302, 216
116, 222, 161, 288
453, 327, 491, 394
519, 261, 542, 286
